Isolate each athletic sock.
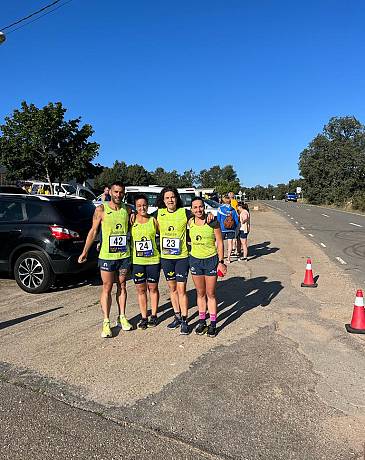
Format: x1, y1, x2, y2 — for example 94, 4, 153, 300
210, 314, 217, 328
199, 311, 206, 323
181, 315, 187, 322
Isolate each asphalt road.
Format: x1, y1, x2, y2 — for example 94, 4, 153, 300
265, 200, 365, 288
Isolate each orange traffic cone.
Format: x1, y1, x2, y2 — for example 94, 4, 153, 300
345, 290, 365, 334
301, 258, 317, 288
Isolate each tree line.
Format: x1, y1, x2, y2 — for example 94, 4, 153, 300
1, 101, 364, 209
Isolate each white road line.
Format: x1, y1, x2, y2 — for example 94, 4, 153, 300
321, 213, 329, 217
290, 217, 294, 220
287, 214, 290, 216
349, 222, 363, 228
336, 257, 347, 265
308, 233, 314, 237
295, 221, 298, 224
320, 243, 326, 247
306, 209, 310, 211
301, 226, 305, 230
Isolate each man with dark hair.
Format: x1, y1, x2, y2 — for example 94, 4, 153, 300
79, 182, 133, 338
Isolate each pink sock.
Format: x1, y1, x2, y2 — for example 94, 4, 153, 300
199, 311, 206, 321
210, 314, 217, 324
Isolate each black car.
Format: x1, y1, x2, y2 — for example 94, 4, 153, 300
0, 194, 98, 293
0, 185, 28, 194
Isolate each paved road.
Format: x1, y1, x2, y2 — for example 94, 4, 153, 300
265, 200, 365, 288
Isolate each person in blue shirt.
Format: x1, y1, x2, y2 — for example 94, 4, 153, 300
217, 194, 239, 263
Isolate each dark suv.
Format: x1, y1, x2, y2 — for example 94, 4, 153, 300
0, 194, 98, 293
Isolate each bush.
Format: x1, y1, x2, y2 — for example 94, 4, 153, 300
351, 191, 365, 212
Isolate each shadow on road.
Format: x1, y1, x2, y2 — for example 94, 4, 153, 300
0, 307, 63, 331
249, 241, 279, 261
128, 275, 283, 335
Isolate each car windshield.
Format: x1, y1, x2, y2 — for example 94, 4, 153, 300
180, 193, 195, 207
126, 192, 159, 207
204, 199, 219, 208
62, 184, 77, 195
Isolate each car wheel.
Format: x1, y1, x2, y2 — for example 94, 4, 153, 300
14, 251, 55, 294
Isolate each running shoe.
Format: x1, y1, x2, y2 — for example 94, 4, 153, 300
180, 320, 190, 335
195, 322, 208, 335
116, 315, 133, 331
207, 325, 217, 338
167, 316, 182, 329
137, 318, 148, 330
101, 319, 112, 338
147, 316, 159, 328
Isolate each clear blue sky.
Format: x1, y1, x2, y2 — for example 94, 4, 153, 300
1, 0, 365, 187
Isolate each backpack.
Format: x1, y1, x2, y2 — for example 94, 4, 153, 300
223, 211, 235, 229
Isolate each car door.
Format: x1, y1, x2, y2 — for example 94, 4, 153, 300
0, 198, 26, 272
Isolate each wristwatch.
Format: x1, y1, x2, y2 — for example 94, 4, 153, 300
219, 259, 225, 264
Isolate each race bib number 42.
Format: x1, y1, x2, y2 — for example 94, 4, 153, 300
109, 235, 127, 253
135, 239, 153, 257
162, 237, 181, 255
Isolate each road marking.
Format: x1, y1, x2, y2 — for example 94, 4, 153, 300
290, 217, 294, 220
301, 226, 305, 230
295, 221, 299, 224
321, 213, 329, 217
349, 222, 363, 228
336, 257, 347, 265
287, 214, 290, 217
320, 243, 326, 247
308, 233, 314, 237
306, 209, 310, 211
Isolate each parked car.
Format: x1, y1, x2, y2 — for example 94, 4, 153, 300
285, 193, 297, 202
203, 198, 219, 217
0, 185, 28, 194
0, 194, 98, 293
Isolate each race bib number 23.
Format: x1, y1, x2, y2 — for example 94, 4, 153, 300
162, 237, 181, 255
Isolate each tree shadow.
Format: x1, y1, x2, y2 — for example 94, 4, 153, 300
248, 241, 280, 260
0, 307, 63, 330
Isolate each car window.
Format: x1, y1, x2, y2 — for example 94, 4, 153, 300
125, 192, 158, 207
180, 193, 195, 207
62, 184, 77, 195
204, 199, 219, 208
0, 200, 25, 222
52, 200, 96, 221
79, 189, 96, 200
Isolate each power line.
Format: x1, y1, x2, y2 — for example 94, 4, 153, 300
1, 0, 69, 32
5, 1, 73, 35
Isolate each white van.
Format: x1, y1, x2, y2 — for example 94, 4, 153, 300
30, 181, 96, 200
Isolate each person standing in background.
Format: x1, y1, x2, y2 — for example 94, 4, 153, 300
237, 202, 250, 261
217, 195, 239, 264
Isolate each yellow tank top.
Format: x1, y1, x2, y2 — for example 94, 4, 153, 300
99, 203, 130, 260
131, 217, 160, 265
157, 208, 188, 259
189, 218, 218, 259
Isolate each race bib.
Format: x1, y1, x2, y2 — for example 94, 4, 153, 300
162, 237, 181, 255
109, 235, 127, 253
135, 239, 153, 257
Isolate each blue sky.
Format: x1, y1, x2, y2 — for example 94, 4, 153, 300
1, 0, 365, 187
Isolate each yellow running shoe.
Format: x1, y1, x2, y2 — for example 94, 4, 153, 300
101, 319, 112, 338
116, 315, 133, 331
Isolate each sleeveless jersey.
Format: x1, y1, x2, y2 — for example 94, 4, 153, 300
157, 208, 188, 259
189, 218, 218, 259
99, 202, 130, 260
131, 217, 160, 265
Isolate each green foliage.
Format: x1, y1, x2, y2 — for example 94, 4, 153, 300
299, 116, 365, 205
0, 101, 99, 190
352, 191, 365, 212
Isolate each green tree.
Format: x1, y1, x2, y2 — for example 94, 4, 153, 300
299, 116, 365, 205
0, 101, 99, 192
94, 161, 128, 188
126, 164, 151, 185
150, 167, 181, 187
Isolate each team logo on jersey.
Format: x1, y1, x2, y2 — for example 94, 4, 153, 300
115, 223, 123, 229
168, 225, 175, 231
140, 236, 147, 241
196, 235, 202, 241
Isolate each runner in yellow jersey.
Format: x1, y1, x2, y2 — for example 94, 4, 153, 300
131, 193, 160, 330
153, 187, 191, 334
78, 182, 133, 338
189, 197, 226, 337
